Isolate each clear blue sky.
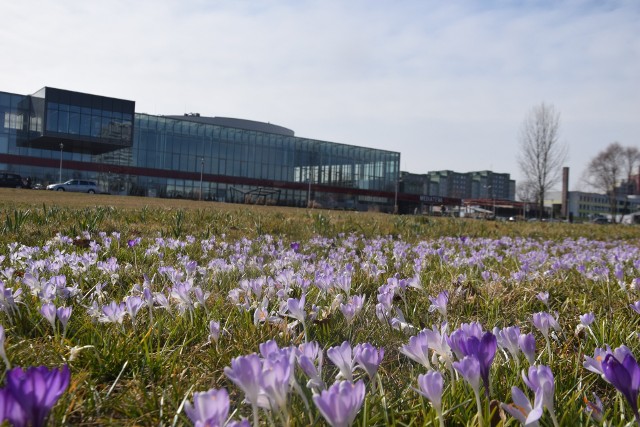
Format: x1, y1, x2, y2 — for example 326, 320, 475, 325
2, 0, 638, 191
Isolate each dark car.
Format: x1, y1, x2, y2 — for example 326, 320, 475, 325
0, 172, 23, 188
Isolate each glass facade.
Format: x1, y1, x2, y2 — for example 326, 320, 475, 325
0, 87, 400, 211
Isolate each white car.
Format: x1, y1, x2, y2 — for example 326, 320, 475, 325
47, 179, 99, 193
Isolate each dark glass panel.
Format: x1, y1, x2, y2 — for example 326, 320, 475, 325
46, 109, 58, 132
69, 112, 80, 134
80, 114, 91, 135
57, 110, 69, 133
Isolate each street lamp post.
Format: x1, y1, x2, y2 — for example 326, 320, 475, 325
199, 158, 204, 201
58, 143, 64, 183
307, 169, 312, 208
394, 173, 399, 214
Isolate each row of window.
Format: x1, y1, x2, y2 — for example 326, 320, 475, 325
45, 105, 132, 142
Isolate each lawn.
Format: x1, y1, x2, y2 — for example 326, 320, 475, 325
0, 189, 638, 426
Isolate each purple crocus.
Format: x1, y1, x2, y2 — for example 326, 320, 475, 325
400, 330, 432, 369
125, 296, 143, 322
428, 291, 449, 318
224, 354, 264, 427
536, 291, 549, 307
260, 356, 292, 414
339, 295, 365, 325
630, 301, 640, 315
501, 386, 543, 426
583, 393, 604, 423
286, 294, 306, 324
494, 326, 521, 365
532, 312, 560, 341
522, 365, 558, 427
313, 380, 365, 427
224, 354, 264, 407
519, 333, 537, 366
297, 341, 324, 391
415, 371, 444, 426
601, 353, 640, 423
0, 325, 9, 369
453, 356, 481, 395
353, 343, 384, 380
99, 301, 127, 324
184, 387, 230, 427
579, 313, 595, 327
453, 356, 484, 426
209, 320, 221, 344
327, 341, 355, 382
5, 365, 70, 427
455, 331, 497, 397
0, 388, 26, 427
39, 303, 57, 331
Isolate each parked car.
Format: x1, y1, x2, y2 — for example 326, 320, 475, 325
46, 180, 99, 193
0, 172, 24, 188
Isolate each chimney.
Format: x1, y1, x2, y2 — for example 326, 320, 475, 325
561, 167, 569, 218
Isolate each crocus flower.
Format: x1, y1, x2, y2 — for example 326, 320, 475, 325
447, 322, 483, 360
339, 295, 365, 325
501, 386, 543, 426
0, 325, 10, 369
313, 380, 365, 427
415, 371, 444, 426
454, 331, 497, 397
579, 313, 595, 327
5, 365, 70, 427
39, 303, 57, 331
453, 355, 481, 395
428, 291, 449, 318
99, 301, 127, 324
453, 356, 484, 426
531, 312, 560, 341
583, 393, 604, 423
519, 333, 537, 366
584, 345, 632, 378
630, 301, 640, 315
260, 356, 292, 414
209, 320, 221, 344
224, 354, 264, 408
354, 343, 384, 380
522, 365, 558, 427
0, 388, 26, 427
297, 341, 324, 391
399, 330, 432, 369
327, 341, 355, 382
184, 387, 230, 427
494, 326, 521, 365
536, 292, 549, 306
423, 323, 454, 369
286, 295, 306, 324
56, 306, 72, 336
601, 352, 640, 423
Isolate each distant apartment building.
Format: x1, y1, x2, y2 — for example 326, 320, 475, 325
546, 190, 640, 220
400, 170, 515, 200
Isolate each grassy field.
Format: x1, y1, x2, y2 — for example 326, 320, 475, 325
0, 189, 638, 426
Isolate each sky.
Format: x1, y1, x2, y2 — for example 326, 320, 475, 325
1, 0, 638, 192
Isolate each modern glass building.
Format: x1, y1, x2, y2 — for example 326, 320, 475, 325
0, 87, 400, 211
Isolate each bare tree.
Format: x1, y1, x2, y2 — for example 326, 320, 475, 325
516, 180, 538, 219
623, 146, 640, 194
517, 103, 568, 218
584, 143, 640, 222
